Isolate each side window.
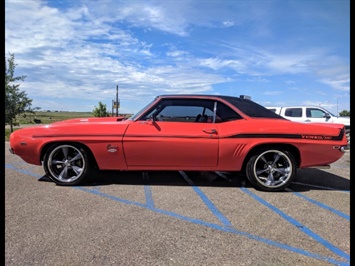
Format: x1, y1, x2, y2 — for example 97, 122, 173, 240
284, 108, 302, 117
307, 108, 326, 118
216, 102, 243, 122
156, 106, 205, 122
139, 99, 215, 123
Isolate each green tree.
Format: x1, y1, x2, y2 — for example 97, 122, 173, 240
5, 53, 33, 132
339, 110, 350, 117
92, 101, 109, 117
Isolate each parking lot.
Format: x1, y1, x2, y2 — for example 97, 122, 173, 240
5, 141, 350, 265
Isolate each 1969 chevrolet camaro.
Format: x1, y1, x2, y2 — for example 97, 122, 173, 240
9, 94, 348, 191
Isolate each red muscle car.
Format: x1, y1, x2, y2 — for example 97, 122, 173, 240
9, 94, 348, 191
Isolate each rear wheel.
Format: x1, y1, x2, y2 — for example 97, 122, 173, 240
43, 144, 90, 186
246, 148, 296, 192
345, 129, 350, 147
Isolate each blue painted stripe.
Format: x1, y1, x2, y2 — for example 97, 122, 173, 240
241, 187, 350, 262
289, 190, 350, 221
179, 171, 232, 228
78, 186, 348, 266
77, 186, 147, 208
144, 186, 155, 208
5, 164, 349, 265
5, 163, 42, 179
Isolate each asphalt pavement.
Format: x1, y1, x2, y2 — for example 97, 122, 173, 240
5, 142, 350, 265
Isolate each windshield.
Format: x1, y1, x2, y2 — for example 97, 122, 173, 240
322, 108, 337, 117
128, 99, 156, 121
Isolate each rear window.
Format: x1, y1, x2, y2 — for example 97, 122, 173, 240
221, 96, 285, 119
284, 108, 302, 117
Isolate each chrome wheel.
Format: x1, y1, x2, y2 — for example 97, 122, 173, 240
346, 130, 350, 148
253, 150, 292, 188
44, 144, 88, 185
246, 148, 296, 192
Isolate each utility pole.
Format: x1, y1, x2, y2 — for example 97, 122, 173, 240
116, 85, 119, 117
111, 85, 120, 117
337, 97, 338, 116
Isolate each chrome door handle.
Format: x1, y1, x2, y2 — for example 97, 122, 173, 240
203, 129, 218, 134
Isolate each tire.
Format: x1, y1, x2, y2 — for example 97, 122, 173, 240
345, 130, 350, 148
246, 148, 296, 192
43, 144, 90, 186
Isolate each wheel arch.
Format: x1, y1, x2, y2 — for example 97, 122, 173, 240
241, 143, 300, 172
40, 141, 98, 168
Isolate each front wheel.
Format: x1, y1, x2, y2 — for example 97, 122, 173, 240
43, 144, 90, 186
246, 148, 296, 192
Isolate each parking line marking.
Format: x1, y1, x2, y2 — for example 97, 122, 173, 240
144, 186, 155, 208
5, 164, 349, 265
241, 187, 350, 262
286, 189, 350, 221
76, 186, 348, 265
179, 171, 233, 228
5, 163, 43, 179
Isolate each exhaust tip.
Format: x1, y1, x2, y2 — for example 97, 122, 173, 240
339, 146, 348, 152
334, 146, 348, 152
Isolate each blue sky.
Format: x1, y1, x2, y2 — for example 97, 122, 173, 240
5, 0, 350, 115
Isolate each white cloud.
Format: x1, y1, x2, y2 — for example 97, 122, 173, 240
319, 74, 350, 91
222, 21, 235, 27
199, 58, 245, 72
5, 0, 350, 113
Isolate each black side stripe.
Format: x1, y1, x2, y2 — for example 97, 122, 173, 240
228, 134, 301, 139
227, 128, 344, 141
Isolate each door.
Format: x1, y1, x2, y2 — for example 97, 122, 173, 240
283, 107, 304, 123
123, 99, 219, 168
305, 107, 332, 123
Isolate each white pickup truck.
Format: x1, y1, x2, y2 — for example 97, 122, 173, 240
266, 106, 350, 145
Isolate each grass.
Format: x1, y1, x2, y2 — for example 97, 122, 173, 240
5, 111, 94, 141
17, 111, 94, 125
5, 111, 132, 141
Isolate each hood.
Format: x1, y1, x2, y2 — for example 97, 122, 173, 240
10, 116, 131, 139
333, 116, 350, 126
51, 116, 126, 125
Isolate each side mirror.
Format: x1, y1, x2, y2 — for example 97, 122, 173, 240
145, 116, 156, 125
324, 113, 331, 119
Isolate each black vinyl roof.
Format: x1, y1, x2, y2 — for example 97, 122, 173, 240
158, 94, 285, 119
